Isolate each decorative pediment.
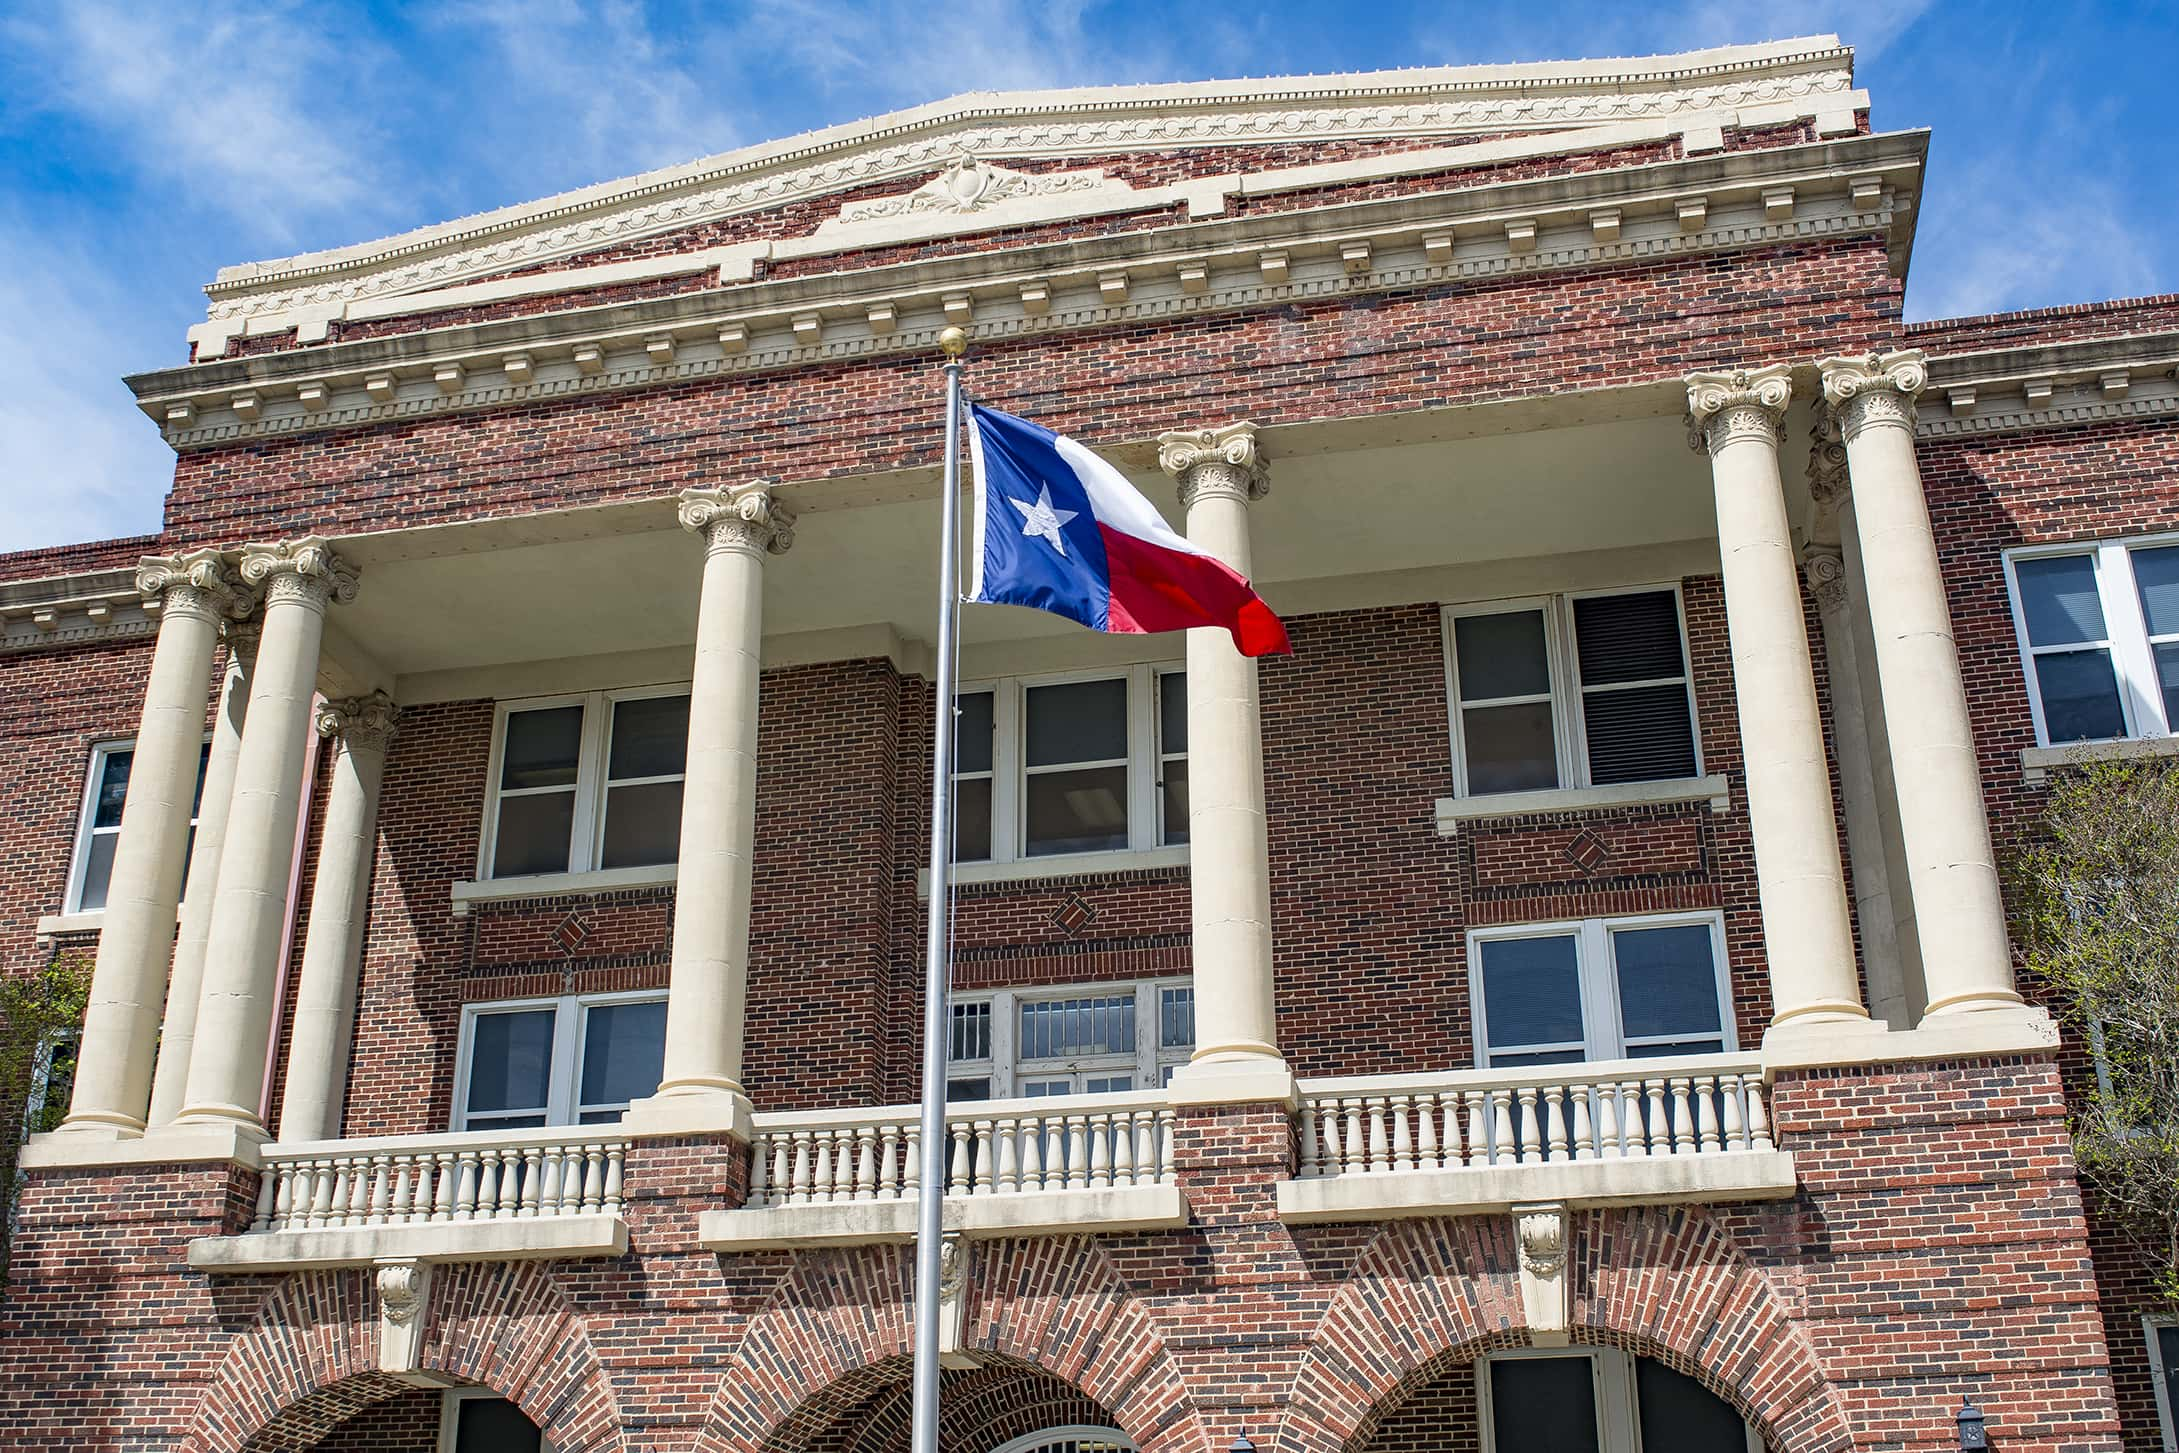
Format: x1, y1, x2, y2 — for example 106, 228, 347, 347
838, 157, 1111, 224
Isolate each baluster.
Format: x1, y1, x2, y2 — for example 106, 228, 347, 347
1616, 1083, 1645, 1157
1158, 1110, 1177, 1184
601, 1148, 624, 1214
1544, 1087, 1569, 1163
878, 1126, 901, 1200
1645, 1080, 1671, 1157
1344, 1098, 1367, 1174
1488, 1088, 1515, 1165
1135, 1110, 1159, 1186
1516, 1086, 1542, 1165
992, 1118, 1020, 1193
473, 1150, 501, 1220
391, 1155, 418, 1222
544, 1146, 571, 1216
433, 1153, 457, 1221
1441, 1092, 1464, 1170
1467, 1091, 1490, 1168
1391, 1095, 1415, 1173
366, 1154, 393, 1225
1365, 1097, 1390, 1174
324, 1164, 351, 1228
789, 1131, 814, 1205
1018, 1113, 1044, 1192
748, 1135, 771, 1206
1746, 1078, 1774, 1151
1695, 1076, 1721, 1153
1720, 1075, 1748, 1152
854, 1128, 878, 1201
1671, 1078, 1697, 1155
499, 1149, 527, 1217
453, 1150, 481, 1220
1416, 1093, 1440, 1171
811, 1131, 836, 1204
948, 1122, 973, 1195
768, 1136, 791, 1208
519, 1147, 545, 1218
1087, 1113, 1112, 1190
1594, 1082, 1622, 1159
1064, 1115, 1089, 1191
903, 1127, 922, 1200
1571, 1086, 1596, 1162
1298, 1101, 1322, 1177
254, 1166, 281, 1231
345, 1161, 371, 1226
972, 1120, 996, 1196
580, 1147, 606, 1215
1112, 1111, 1138, 1187
1315, 1100, 1341, 1177
311, 1159, 339, 1228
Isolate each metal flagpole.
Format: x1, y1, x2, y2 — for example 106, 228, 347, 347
912, 324, 970, 1453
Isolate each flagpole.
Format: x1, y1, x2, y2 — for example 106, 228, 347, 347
912, 325, 969, 1453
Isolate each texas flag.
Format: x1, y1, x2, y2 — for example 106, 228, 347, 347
965, 404, 1290, 657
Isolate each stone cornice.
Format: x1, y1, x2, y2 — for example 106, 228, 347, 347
1917, 331, 2179, 439
131, 132, 1925, 454
0, 567, 158, 655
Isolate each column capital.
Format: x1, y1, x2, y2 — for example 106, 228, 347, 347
221, 613, 263, 661
1157, 421, 1268, 509
1684, 365, 1794, 456
679, 482, 796, 558
1805, 408, 1850, 509
316, 690, 400, 752
136, 548, 248, 623
1818, 349, 1928, 439
239, 536, 360, 611
1801, 543, 1848, 616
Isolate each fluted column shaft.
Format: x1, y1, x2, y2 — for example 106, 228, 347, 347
147, 619, 258, 1127
276, 692, 398, 1143
176, 539, 357, 1134
1686, 368, 1866, 1031
60, 551, 243, 1137
644, 484, 793, 1120
1822, 351, 2020, 1019
1157, 423, 1285, 1094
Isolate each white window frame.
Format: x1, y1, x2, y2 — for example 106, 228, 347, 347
64, 736, 213, 914
946, 977, 1193, 1098
450, 988, 667, 1131
480, 685, 690, 880
437, 1387, 551, 1453
986, 1429, 1135, 1453
2147, 1316, 2179, 1453
953, 665, 1184, 865
1476, 1347, 1761, 1453
1442, 585, 1702, 799
1466, 910, 1736, 1067
2003, 536, 2179, 746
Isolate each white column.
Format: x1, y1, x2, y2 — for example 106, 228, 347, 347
1802, 543, 1911, 1029
147, 617, 258, 1128
57, 550, 243, 1138
173, 538, 357, 1138
1686, 368, 1868, 1033
276, 691, 398, 1143
1821, 351, 2025, 1021
626, 484, 794, 1135
1156, 422, 1291, 1104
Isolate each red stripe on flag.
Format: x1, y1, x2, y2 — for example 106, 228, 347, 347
1098, 526, 1291, 657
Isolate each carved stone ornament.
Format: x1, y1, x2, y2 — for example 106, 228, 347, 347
679, 482, 797, 558
135, 548, 246, 622
1158, 421, 1269, 509
1802, 544, 1848, 615
935, 1232, 980, 1371
838, 156, 1110, 224
1684, 365, 1794, 456
374, 1259, 431, 1376
317, 689, 401, 751
238, 536, 361, 610
1805, 407, 1850, 508
1819, 349, 1928, 441
1512, 1202, 1572, 1347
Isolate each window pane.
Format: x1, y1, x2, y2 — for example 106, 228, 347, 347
1612, 925, 1723, 1041
1583, 683, 1697, 784
1454, 611, 1551, 700
954, 776, 992, 862
500, 706, 583, 789
2036, 648, 2127, 742
492, 790, 576, 877
466, 1009, 555, 1118
2157, 1325, 2179, 1437
600, 780, 682, 869
1574, 591, 1686, 685
1025, 678, 1128, 766
78, 832, 118, 912
1636, 1357, 1748, 1453
1024, 764, 1128, 856
950, 1001, 992, 1062
2156, 643, 2179, 733
191, 741, 213, 816
1082, 1074, 1134, 1094
2016, 555, 2108, 646
1490, 1357, 1599, 1453
947, 1076, 992, 1102
1022, 1079, 1072, 1097
92, 749, 131, 829
455, 1396, 542, 1453
1160, 986, 1196, 1050
607, 695, 688, 780
1160, 759, 1189, 846
1159, 672, 1187, 755
955, 690, 995, 775
1463, 702, 1559, 794
2134, 546, 2179, 637
1020, 995, 1136, 1059
1479, 935, 1584, 1053
579, 1000, 666, 1108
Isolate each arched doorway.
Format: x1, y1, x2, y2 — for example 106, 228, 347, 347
235, 1377, 548, 1453
987, 1428, 1136, 1453
760, 1356, 1132, 1453
1357, 1346, 1763, 1453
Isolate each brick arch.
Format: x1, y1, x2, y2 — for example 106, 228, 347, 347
698, 1240, 1210, 1453
1278, 1208, 1852, 1453
184, 1262, 624, 1453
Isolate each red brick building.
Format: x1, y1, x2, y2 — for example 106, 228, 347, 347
2, 35, 2174, 1453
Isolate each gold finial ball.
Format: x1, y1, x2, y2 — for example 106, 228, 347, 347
937, 326, 969, 358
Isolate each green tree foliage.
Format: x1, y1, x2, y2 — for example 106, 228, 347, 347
2013, 760, 2179, 1305
0, 954, 90, 1288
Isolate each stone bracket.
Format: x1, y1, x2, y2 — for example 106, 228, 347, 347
1513, 1202, 1571, 1347
936, 1232, 979, 1370
375, 1259, 433, 1380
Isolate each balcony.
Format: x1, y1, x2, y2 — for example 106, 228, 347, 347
1277, 1053, 1796, 1223
701, 1087, 1186, 1250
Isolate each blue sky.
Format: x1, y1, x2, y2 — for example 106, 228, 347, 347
0, 0, 2172, 555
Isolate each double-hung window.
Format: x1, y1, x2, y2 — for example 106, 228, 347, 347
1477, 1348, 1762, 1453
454, 991, 667, 1130
485, 689, 689, 879
951, 667, 1185, 863
1444, 588, 1700, 798
66, 739, 213, 913
437, 1389, 546, 1453
2005, 538, 2179, 745
1469, 913, 1732, 1067
946, 979, 1194, 1100
2147, 1317, 2179, 1453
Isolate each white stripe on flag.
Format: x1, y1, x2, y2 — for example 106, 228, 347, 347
1052, 434, 1217, 561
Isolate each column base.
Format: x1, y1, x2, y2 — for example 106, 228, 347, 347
620, 1085, 754, 1141
1765, 1003, 2057, 1073
49, 1110, 147, 1141
22, 1119, 266, 1171
1166, 1055, 1298, 1109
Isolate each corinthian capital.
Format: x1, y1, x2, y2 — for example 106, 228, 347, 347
136, 547, 247, 622
1819, 349, 1927, 440
1684, 365, 1794, 456
317, 690, 401, 752
1805, 408, 1850, 509
1157, 421, 1267, 511
679, 482, 796, 558
1801, 543, 1848, 616
238, 536, 360, 611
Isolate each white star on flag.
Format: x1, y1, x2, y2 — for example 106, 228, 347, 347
1007, 484, 1079, 556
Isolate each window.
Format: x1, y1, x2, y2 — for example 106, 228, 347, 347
438, 1389, 545, 1453
1476, 1349, 1761, 1453
484, 689, 689, 879
951, 667, 1185, 863
946, 979, 1193, 1100
1469, 913, 1732, 1068
2006, 538, 2179, 746
453, 991, 666, 1130
66, 739, 214, 913
1443, 588, 1699, 797
20, 1030, 77, 1140
2148, 1318, 2179, 1453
